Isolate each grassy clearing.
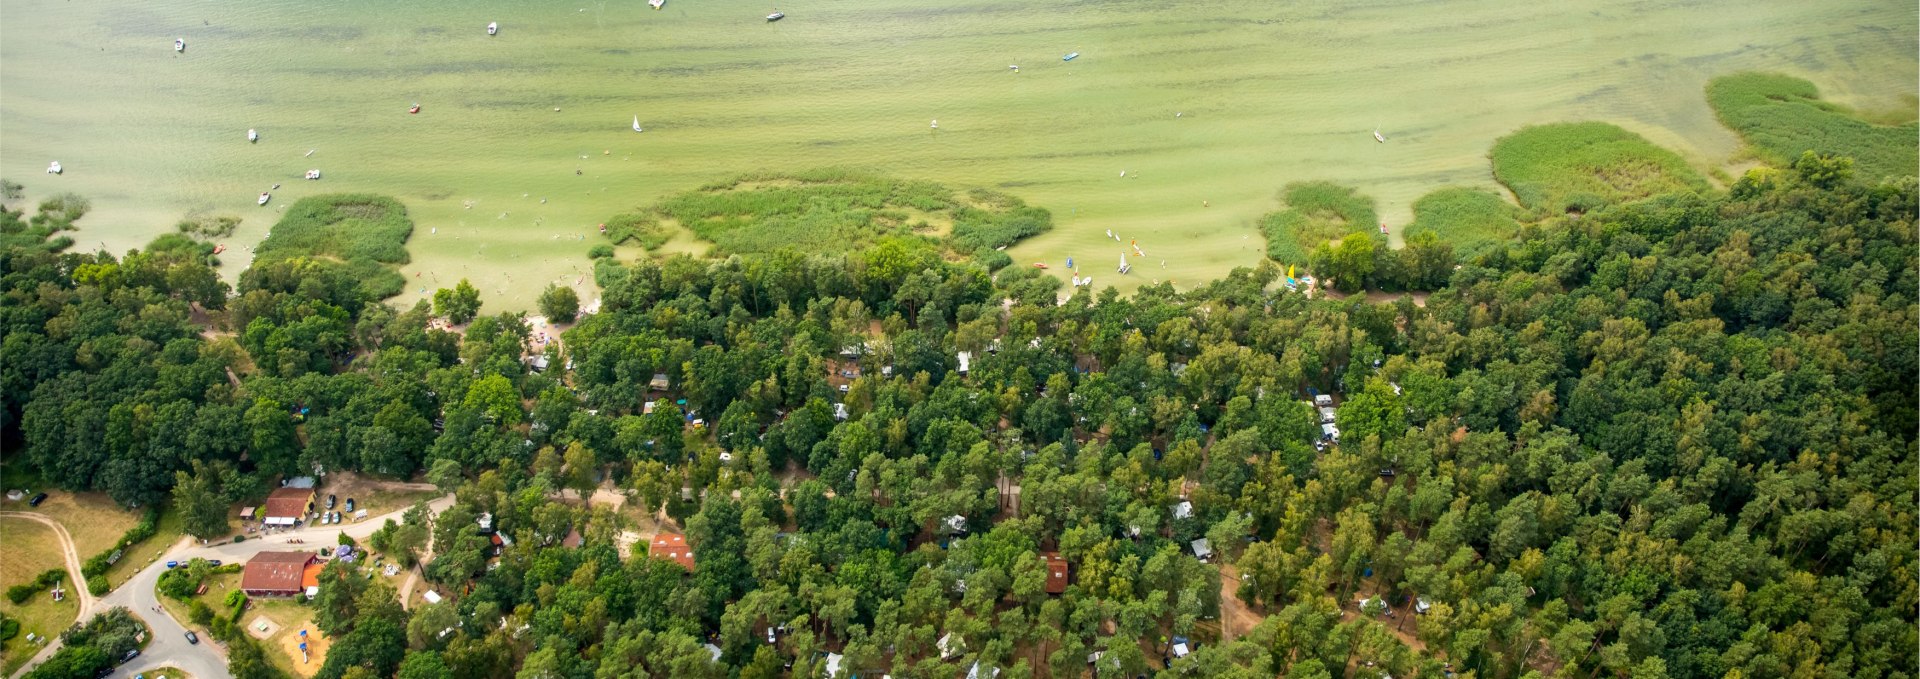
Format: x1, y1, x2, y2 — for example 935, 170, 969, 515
13, 491, 139, 558
0, 519, 79, 674
157, 571, 240, 643
1402, 187, 1524, 261
623, 169, 1052, 259
1259, 182, 1378, 265
248, 195, 415, 299
1707, 72, 1919, 181
1490, 122, 1712, 217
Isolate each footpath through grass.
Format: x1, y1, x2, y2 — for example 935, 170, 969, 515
1707, 72, 1919, 182
248, 195, 416, 299
1490, 122, 1712, 217
1259, 182, 1379, 266
0, 518, 80, 675
1402, 188, 1524, 261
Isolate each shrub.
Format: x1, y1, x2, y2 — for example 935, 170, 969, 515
1707, 72, 1918, 181
85, 575, 107, 596
588, 244, 615, 259
0, 615, 18, 642
601, 213, 672, 250
232, 534, 245, 544
190, 600, 214, 625
1490, 122, 1711, 217
6, 584, 37, 605
176, 214, 241, 239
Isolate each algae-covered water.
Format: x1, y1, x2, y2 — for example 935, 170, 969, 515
2, 0, 1913, 308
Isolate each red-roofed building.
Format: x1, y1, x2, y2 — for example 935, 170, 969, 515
262, 487, 315, 526
1043, 552, 1069, 594
649, 533, 695, 571
241, 551, 317, 597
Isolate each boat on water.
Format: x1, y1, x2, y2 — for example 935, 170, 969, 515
632, 116, 644, 133
487, 22, 498, 36
1118, 251, 1130, 274
650, 0, 664, 8
409, 103, 421, 114
767, 11, 784, 21
1032, 262, 1048, 269
258, 192, 271, 206
1062, 52, 1079, 61
305, 169, 322, 180
1373, 129, 1386, 143
248, 128, 259, 143
175, 39, 185, 52
46, 161, 61, 175
930, 120, 938, 129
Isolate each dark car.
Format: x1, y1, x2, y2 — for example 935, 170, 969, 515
344, 498, 356, 512
185, 631, 199, 644
28, 492, 48, 507
208, 559, 222, 566
121, 649, 139, 663
327, 494, 337, 509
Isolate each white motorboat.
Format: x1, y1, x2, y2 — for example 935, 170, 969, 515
305, 169, 322, 180
650, 0, 664, 8
633, 116, 644, 133
1373, 129, 1386, 143
175, 39, 185, 52
930, 120, 938, 129
46, 161, 61, 175
487, 22, 499, 35
767, 11, 784, 21
248, 128, 259, 143
258, 192, 271, 206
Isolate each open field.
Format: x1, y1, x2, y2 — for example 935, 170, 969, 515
5, 491, 142, 559
0, 519, 80, 674
0, 0, 1913, 305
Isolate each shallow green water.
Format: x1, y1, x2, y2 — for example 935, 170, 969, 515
2, 0, 1913, 309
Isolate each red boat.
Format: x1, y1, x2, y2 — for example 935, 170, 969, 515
409, 104, 421, 114
1032, 262, 1049, 269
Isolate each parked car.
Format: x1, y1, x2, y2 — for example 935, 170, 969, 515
344, 498, 356, 512
165, 561, 179, 568
332, 511, 342, 524
327, 494, 337, 509
208, 559, 222, 566
28, 492, 48, 506
185, 631, 199, 644
121, 649, 139, 663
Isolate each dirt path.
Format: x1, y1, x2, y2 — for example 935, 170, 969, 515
1217, 564, 1262, 641
0, 512, 95, 616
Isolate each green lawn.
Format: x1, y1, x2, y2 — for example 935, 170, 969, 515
102, 509, 186, 593
0, 518, 80, 675
1707, 72, 1919, 182
1401, 188, 1524, 261
1259, 182, 1378, 266
1490, 122, 1713, 217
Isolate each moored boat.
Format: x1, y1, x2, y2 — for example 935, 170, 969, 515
258, 192, 271, 206
305, 169, 322, 180
1373, 129, 1386, 143
1062, 52, 1078, 61
767, 11, 784, 21
46, 161, 62, 175
633, 116, 644, 133
409, 103, 421, 114
650, 0, 664, 8
248, 128, 259, 143
175, 39, 185, 52
487, 22, 499, 35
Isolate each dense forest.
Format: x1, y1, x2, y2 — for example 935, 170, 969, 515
0, 150, 1914, 679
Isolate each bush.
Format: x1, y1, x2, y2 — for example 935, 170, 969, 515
86, 575, 107, 596
190, 600, 214, 625
232, 534, 245, 543
601, 213, 672, 250
225, 589, 249, 612
538, 284, 581, 324
1489, 122, 1711, 217
0, 615, 18, 642
587, 244, 615, 259
338, 532, 358, 547
1707, 72, 1918, 181
6, 584, 37, 605
176, 214, 241, 239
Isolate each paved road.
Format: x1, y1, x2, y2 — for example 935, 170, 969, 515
10, 495, 452, 679
0, 513, 97, 675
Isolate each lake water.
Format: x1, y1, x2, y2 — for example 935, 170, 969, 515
3, 0, 1913, 309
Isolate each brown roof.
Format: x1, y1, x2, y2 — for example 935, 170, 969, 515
263, 488, 313, 520
649, 533, 695, 570
301, 562, 324, 590
241, 551, 316, 593
1043, 552, 1069, 594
